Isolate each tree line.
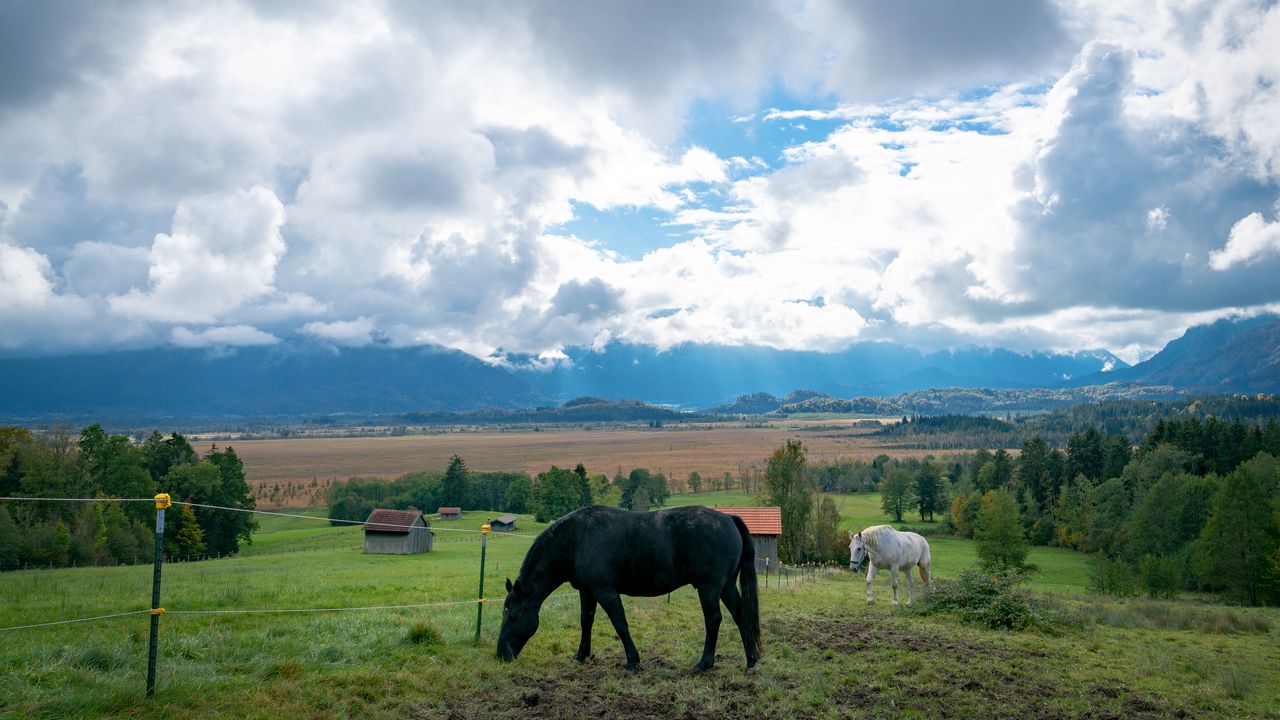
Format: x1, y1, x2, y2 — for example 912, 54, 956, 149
0, 425, 257, 570
326, 456, 677, 525
940, 419, 1280, 605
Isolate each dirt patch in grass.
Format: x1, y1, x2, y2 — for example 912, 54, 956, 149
432, 613, 1187, 720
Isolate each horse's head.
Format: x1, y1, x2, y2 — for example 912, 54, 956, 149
496, 577, 540, 661
848, 531, 866, 571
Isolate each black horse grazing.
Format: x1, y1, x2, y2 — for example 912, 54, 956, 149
496, 505, 760, 673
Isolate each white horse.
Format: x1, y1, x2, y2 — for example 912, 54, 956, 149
848, 525, 932, 605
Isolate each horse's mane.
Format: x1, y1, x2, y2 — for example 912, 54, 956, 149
859, 524, 896, 549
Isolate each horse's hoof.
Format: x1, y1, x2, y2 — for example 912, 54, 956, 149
866, 599, 875, 605
695, 660, 715, 673
624, 663, 640, 675
573, 653, 591, 664
745, 665, 758, 676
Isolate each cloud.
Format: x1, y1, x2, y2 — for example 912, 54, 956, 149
171, 325, 280, 348
1209, 208, 1280, 269
300, 317, 378, 347
109, 186, 287, 323
0, 1, 1278, 365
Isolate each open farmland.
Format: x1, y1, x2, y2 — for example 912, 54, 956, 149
227, 420, 934, 506
2, 494, 1278, 719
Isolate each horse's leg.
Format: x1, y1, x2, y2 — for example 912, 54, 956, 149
595, 589, 640, 672
574, 588, 597, 663
903, 564, 916, 605
890, 566, 900, 605
695, 585, 723, 671
719, 584, 758, 669
865, 563, 877, 605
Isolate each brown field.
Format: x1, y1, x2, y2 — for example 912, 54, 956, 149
227, 419, 938, 506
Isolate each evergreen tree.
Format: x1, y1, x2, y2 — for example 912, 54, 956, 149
440, 455, 469, 508
1067, 427, 1105, 481
1053, 475, 1092, 550
573, 463, 592, 508
1017, 436, 1051, 509
991, 449, 1014, 488
166, 504, 207, 558
1101, 435, 1133, 481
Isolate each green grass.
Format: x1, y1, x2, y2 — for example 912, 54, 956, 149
670, 491, 1092, 594
1, 500, 1277, 719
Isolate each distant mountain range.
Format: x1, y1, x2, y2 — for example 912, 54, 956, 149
521, 343, 1127, 407
0, 315, 1275, 421
1068, 314, 1280, 392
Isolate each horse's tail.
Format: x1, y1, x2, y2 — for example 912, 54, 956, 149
732, 515, 761, 661
918, 539, 932, 587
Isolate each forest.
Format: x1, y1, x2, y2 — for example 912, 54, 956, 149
0, 426, 256, 569
870, 417, 1280, 605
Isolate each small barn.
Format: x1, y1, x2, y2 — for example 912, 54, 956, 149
363, 509, 432, 554
716, 507, 782, 572
437, 506, 462, 520
490, 514, 518, 532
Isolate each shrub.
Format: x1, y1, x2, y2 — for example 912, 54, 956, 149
1138, 554, 1180, 599
1087, 553, 1136, 597
909, 567, 1057, 632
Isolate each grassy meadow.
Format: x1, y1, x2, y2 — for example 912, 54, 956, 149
1, 495, 1278, 719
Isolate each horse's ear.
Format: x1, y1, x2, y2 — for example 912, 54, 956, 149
505, 578, 513, 593
855, 531, 861, 539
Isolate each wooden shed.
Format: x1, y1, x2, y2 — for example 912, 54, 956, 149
715, 507, 782, 572
363, 509, 432, 554
490, 514, 518, 532
437, 506, 462, 520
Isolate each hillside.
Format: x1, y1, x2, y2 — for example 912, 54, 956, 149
1071, 314, 1280, 392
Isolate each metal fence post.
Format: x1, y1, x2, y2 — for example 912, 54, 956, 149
474, 523, 490, 644
147, 493, 170, 697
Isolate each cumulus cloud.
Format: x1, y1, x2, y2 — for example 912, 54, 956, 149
109, 186, 287, 323
1209, 208, 1280, 270
0, 1, 1278, 363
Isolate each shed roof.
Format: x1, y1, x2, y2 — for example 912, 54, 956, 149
364, 509, 425, 534
437, 506, 462, 515
493, 514, 517, 524
715, 507, 782, 536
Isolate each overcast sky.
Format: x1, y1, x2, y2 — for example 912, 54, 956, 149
1, 0, 1278, 364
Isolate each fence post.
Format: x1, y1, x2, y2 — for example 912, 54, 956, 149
764, 557, 769, 589
147, 493, 170, 698
474, 523, 490, 644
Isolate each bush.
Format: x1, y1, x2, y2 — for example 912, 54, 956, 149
1138, 554, 1180, 599
1087, 553, 1137, 597
909, 567, 1058, 632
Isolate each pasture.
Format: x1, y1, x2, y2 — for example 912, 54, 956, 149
2, 496, 1278, 718
223, 421, 927, 507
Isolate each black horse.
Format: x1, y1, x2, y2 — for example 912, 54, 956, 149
496, 505, 760, 673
